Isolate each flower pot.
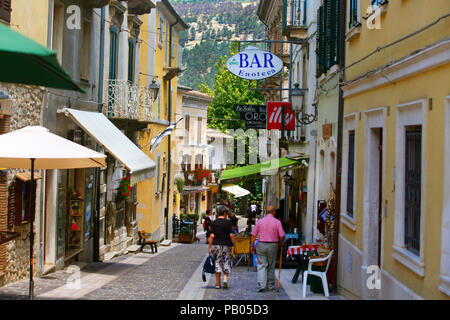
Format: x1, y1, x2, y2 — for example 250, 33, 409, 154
179, 233, 193, 243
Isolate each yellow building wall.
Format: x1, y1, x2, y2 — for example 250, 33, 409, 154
10, 0, 49, 46
137, 10, 182, 238
342, 0, 450, 299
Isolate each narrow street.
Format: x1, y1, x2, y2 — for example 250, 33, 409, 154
0, 218, 344, 301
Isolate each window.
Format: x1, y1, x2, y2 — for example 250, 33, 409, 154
14, 178, 36, 226
157, 95, 161, 119
349, 0, 360, 29
371, 0, 384, 8
0, 0, 11, 23
80, 15, 91, 81
182, 154, 191, 172
158, 17, 163, 47
156, 153, 161, 193
109, 26, 118, 80
52, 1, 64, 64
346, 131, 355, 217
316, 0, 342, 76
171, 29, 175, 59
128, 38, 135, 83
184, 115, 190, 144
404, 126, 422, 255
197, 117, 202, 145
195, 154, 203, 170
165, 22, 169, 66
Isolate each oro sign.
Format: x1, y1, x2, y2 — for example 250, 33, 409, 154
226, 46, 283, 80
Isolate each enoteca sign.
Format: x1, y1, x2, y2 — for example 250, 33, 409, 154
226, 46, 283, 80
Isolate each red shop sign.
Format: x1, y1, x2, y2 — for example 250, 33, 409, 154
266, 102, 295, 131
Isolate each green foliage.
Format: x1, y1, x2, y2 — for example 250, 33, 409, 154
174, 0, 265, 90
175, 177, 184, 193
199, 43, 264, 132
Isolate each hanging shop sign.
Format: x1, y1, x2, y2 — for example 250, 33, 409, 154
234, 104, 266, 129
226, 46, 283, 80
266, 102, 295, 131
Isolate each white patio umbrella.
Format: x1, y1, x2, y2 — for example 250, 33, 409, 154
0, 126, 106, 300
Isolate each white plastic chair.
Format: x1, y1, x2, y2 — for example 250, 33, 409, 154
302, 249, 334, 298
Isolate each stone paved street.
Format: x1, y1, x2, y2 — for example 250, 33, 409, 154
0, 218, 345, 300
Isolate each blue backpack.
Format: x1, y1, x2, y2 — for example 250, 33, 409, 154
202, 255, 215, 282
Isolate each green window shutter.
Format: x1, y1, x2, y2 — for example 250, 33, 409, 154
335, 0, 342, 66
316, 5, 324, 77
324, 0, 332, 70
349, 0, 359, 29
109, 27, 118, 80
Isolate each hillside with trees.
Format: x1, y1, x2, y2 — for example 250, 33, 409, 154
170, 0, 265, 90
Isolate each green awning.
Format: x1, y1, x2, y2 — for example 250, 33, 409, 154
220, 157, 299, 181
0, 23, 84, 92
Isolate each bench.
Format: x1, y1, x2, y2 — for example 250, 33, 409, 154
138, 231, 158, 253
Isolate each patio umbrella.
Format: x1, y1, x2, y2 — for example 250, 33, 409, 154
0, 126, 106, 300
0, 23, 84, 92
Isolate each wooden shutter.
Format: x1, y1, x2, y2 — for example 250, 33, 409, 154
14, 178, 35, 225
7, 181, 15, 229
0, 0, 12, 24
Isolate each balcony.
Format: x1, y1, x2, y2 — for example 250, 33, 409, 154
282, 0, 308, 40
103, 79, 156, 123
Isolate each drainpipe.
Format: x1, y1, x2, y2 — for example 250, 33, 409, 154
165, 19, 179, 240
94, 7, 106, 262
331, 0, 347, 292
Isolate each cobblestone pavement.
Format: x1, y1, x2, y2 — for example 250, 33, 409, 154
0, 217, 345, 300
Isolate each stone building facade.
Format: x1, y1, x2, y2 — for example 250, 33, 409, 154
0, 83, 45, 286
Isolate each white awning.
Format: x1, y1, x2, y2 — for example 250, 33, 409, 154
222, 184, 250, 198
63, 108, 156, 184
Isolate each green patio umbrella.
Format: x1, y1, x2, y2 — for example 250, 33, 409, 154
0, 23, 84, 92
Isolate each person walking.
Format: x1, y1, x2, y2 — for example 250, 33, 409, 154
250, 205, 285, 292
229, 211, 239, 234
208, 205, 237, 289
204, 209, 213, 244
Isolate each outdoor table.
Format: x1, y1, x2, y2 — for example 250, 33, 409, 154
0, 231, 20, 245
286, 244, 319, 284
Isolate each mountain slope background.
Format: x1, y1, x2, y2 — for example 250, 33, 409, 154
170, 0, 266, 90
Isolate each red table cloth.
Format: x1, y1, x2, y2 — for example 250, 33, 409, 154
287, 244, 319, 257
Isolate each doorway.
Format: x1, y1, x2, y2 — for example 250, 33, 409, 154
364, 127, 383, 268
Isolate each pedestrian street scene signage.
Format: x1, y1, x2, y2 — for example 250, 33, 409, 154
266, 102, 295, 131
226, 46, 284, 80
234, 104, 266, 129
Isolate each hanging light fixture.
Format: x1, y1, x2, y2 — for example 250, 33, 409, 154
290, 83, 317, 125
148, 77, 160, 102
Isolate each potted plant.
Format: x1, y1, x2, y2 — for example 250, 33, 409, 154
179, 225, 193, 243
116, 175, 132, 202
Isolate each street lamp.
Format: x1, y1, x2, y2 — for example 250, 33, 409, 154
291, 83, 317, 125
148, 78, 160, 102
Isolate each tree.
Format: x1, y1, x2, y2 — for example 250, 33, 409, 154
199, 43, 264, 132
199, 44, 265, 213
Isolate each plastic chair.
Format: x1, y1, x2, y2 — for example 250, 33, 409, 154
302, 249, 334, 298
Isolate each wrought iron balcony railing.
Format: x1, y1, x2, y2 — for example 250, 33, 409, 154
282, 0, 308, 39
103, 79, 156, 122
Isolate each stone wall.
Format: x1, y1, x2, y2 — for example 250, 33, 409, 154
0, 83, 44, 287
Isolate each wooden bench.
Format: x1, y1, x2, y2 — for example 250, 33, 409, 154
138, 231, 158, 253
